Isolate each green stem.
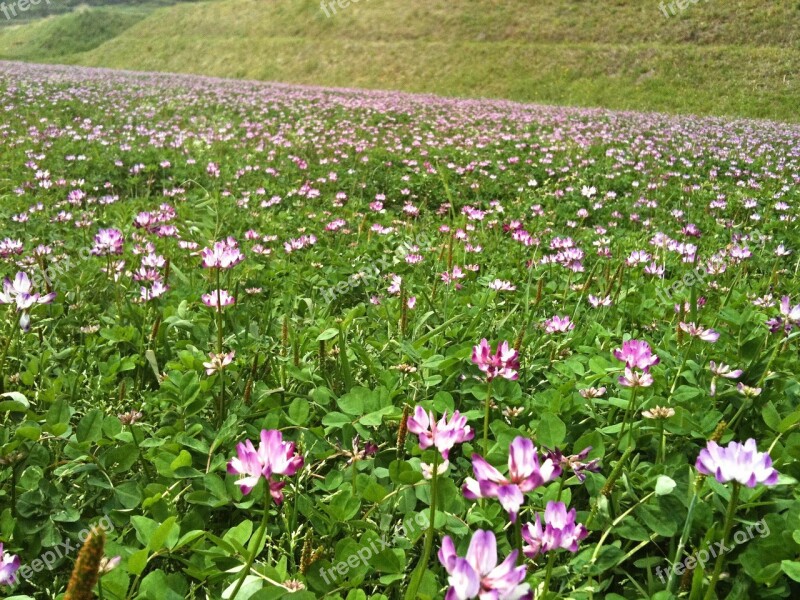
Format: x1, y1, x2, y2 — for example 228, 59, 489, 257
542, 551, 557, 598
666, 475, 704, 592
703, 483, 740, 600
405, 451, 439, 600
616, 386, 638, 453
230, 485, 271, 600
483, 379, 493, 455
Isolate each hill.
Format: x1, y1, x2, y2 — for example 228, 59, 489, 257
0, 0, 797, 121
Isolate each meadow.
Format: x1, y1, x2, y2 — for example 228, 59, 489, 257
0, 60, 799, 599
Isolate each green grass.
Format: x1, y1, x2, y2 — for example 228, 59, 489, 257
0, 0, 798, 121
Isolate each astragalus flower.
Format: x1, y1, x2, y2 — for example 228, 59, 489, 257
695, 439, 778, 487
90, 228, 124, 256
766, 295, 800, 333
544, 315, 574, 334
202, 289, 236, 309
463, 437, 561, 522
545, 447, 601, 482
0, 543, 20, 586
521, 501, 588, 557
679, 321, 720, 342
203, 350, 235, 376
618, 367, 654, 388
438, 530, 531, 600
406, 406, 473, 460
613, 339, 659, 371
0, 271, 56, 331
200, 238, 244, 269
227, 429, 304, 502
471, 339, 520, 381
709, 361, 743, 396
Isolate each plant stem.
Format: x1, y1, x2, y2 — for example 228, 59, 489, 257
230, 485, 271, 600
703, 483, 740, 600
483, 379, 494, 455
405, 451, 439, 600
616, 386, 638, 453
542, 552, 557, 598
666, 474, 704, 592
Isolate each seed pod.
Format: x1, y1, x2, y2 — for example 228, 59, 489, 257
397, 404, 410, 456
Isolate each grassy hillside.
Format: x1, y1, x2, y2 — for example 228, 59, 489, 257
0, 0, 798, 121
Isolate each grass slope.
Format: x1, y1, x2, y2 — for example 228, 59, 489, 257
0, 0, 798, 121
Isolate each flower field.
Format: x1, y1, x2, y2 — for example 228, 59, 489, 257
0, 61, 799, 599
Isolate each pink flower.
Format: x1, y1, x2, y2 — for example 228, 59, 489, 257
544, 315, 574, 334
0, 543, 20, 586
613, 339, 659, 371
695, 439, 778, 487
471, 339, 520, 381
202, 289, 236, 309
438, 530, 531, 600
709, 361, 743, 396
618, 367, 654, 388
521, 501, 588, 557
200, 239, 244, 269
203, 351, 235, 376
679, 322, 720, 342
463, 437, 561, 522
406, 406, 474, 460
90, 228, 124, 256
227, 429, 304, 502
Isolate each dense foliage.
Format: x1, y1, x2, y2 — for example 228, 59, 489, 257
0, 61, 799, 600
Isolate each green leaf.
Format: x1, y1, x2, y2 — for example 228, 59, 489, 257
536, 412, 566, 447
76, 409, 104, 443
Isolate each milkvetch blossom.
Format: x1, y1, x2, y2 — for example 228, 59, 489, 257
0, 271, 56, 331
545, 447, 601, 482
471, 339, 520, 381
544, 315, 574, 334
200, 238, 244, 269
695, 439, 778, 487
0, 543, 19, 586
406, 406, 474, 460
202, 289, 236, 309
613, 339, 659, 371
766, 295, 800, 333
679, 321, 720, 342
227, 429, 304, 502
709, 361, 743, 396
463, 437, 561, 522
438, 530, 531, 600
204, 351, 235, 376
618, 367, 654, 388
90, 228, 124, 256
521, 501, 588, 557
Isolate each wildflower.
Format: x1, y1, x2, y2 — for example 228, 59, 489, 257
737, 382, 762, 398
200, 239, 244, 269
709, 361, 743, 396
0, 543, 20, 586
545, 447, 601, 482
438, 530, 531, 600
98, 555, 122, 575
521, 501, 588, 557
406, 406, 474, 460
488, 279, 516, 291
618, 367, 654, 388
471, 339, 520, 381
679, 322, 720, 342
118, 410, 143, 425
203, 351, 235, 376
544, 315, 574, 334
202, 289, 236, 309
642, 406, 675, 419
227, 429, 304, 501
695, 439, 778, 487
766, 295, 800, 333
463, 437, 561, 522
90, 228, 124, 256
0, 271, 56, 331
588, 295, 612, 308
613, 339, 659, 371
579, 386, 606, 399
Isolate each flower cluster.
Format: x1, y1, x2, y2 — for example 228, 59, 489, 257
227, 429, 304, 503
471, 339, 520, 381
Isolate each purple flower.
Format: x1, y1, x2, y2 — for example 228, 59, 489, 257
0, 543, 20, 586
202, 289, 236, 309
227, 429, 304, 502
521, 501, 588, 557
463, 437, 561, 522
695, 439, 779, 487
544, 315, 574, 334
679, 322, 720, 342
618, 367, 654, 388
545, 447, 601, 482
200, 238, 244, 269
0, 272, 56, 331
767, 295, 800, 333
406, 406, 474, 460
203, 350, 235, 376
438, 530, 531, 600
613, 339, 659, 371
471, 339, 520, 381
90, 228, 124, 256
709, 361, 743, 396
